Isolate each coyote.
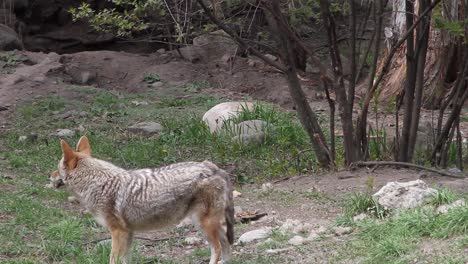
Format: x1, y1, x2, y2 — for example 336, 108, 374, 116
50, 136, 234, 264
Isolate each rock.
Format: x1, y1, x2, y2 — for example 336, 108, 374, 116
447, 167, 463, 177
230, 120, 268, 135
280, 219, 313, 235
288, 235, 306, 246
333, 226, 352, 236
78, 111, 89, 118
373, 180, 438, 210
353, 213, 368, 222
151, 81, 164, 88
238, 227, 272, 244
233, 190, 242, 198
44, 183, 54, 188
0, 24, 22, 51
184, 236, 202, 245
202, 102, 255, 133
18, 136, 28, 142
127, 122, 163, 135
131, 100, 149, 106
436, 199, 465, 214
306, 232, 320, 241
176, 217, 192, 228
261, 183, 274, 192
266, 247, 292, 254
80, 71, 95, 85
56, 110, 75, 119
55, 129, 75, 137
234, 206, 243, 215
232, 132, 265, 145
68, 196, 78, 203
264, 54, 278, 61
157, 48, 166, 54
178, 30, 237, 63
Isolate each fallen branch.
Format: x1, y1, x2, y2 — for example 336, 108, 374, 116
351, 161, 465, 179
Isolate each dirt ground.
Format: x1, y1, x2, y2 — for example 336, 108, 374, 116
0, 49, 467, 263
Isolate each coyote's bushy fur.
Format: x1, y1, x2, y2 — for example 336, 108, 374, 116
50, 136, 234, 264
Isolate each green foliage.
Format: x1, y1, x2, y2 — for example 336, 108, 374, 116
287, 0, 349, 25
69, 1, 164, 37
342, 205, 468, 263
143, 72, 161, 84
431, 188, 458, 207
433, 7, 466, 39
343, 192, 388, 220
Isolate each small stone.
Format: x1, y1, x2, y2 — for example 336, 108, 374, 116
266, 247, 293, 254
184, 236, 202, 245
76, 125, 85, 132
334, 226, 352, 236
157, 48, 166, 54
44, 183, 54, 188
68, 196, 78, 203
234, 206, 243, 215
288, 235, 306, 246
261, 183, 273, 192
151, 81, 164, 88
18, 136, 28, 142
55, 129, 75, 137
353, 213, 368, 222
238, 227, 272, 244
306, 232, 320, 241
264, 54, 278, 61
436, 199, 466, 214
127, 122, 163, 135
176, 217, 192, 228
78, 111, 89, 118
233, 190, 242, 198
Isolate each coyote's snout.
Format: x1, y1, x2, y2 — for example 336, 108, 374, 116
50, 136, 234, 264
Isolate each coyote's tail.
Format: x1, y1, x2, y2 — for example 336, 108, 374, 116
224, 171, 235, 244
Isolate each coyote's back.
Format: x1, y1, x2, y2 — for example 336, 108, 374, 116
50, 136, 234, 264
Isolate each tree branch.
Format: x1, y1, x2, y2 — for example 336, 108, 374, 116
351, 161, 465, 178
194, 0, 286, 72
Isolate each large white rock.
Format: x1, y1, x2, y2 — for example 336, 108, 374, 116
373, 180, 438, 210
238, 227, 272, 244
202, 102, 254, 133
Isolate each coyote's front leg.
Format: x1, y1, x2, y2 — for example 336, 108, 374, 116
110, 228, 133, 264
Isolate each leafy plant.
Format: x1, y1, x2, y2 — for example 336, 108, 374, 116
143, 72, 161, 84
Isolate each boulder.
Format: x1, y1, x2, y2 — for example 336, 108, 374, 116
373, 180, 438, 210
202, 102, 254, 133
178, 30, 237, 63
0, 24, 22, 51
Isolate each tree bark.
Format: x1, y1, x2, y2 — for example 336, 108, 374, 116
397, 0, 417, 162
264, 2, 333, 168
319, 0, 357, 164
408, 0, 432, 161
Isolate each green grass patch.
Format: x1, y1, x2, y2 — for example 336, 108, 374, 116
340, 205, 468, 263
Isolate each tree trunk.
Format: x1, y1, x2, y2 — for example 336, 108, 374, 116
264, 2, 333, 168
319, 0, 358, 164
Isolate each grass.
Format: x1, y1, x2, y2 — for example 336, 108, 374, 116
335, 198, 468, 263
0, 85, 317, 263
1, 84, 466, 263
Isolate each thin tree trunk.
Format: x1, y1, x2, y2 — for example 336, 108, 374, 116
398, 0, 417, 162
408, 0, 431, 161
319, 0, 357, 164
264, 1, 333, 168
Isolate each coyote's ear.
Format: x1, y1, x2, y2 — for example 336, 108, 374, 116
76, 136, 91, 156
61, 139, 77, 169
